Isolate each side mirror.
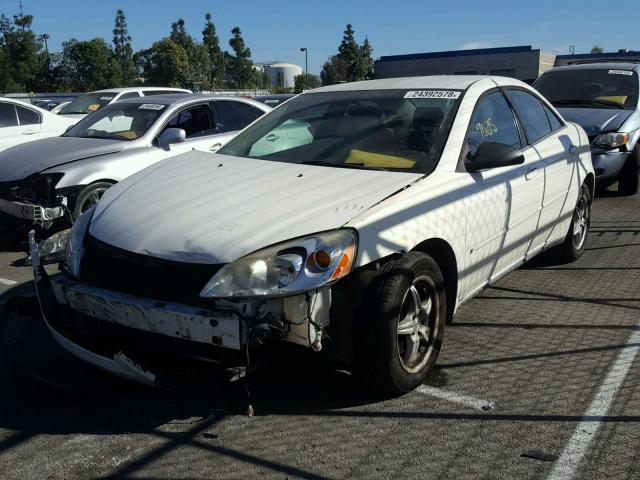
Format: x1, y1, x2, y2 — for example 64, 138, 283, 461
158, 128, 186, 149
465, 142, 524, 173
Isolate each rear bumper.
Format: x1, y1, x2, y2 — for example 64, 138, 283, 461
591, 150, 631, 181
0, 197, 64, 223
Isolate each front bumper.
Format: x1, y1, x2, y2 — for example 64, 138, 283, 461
0, 197, 64, 224
590, 150, 631, 181
29, 233, 331, 384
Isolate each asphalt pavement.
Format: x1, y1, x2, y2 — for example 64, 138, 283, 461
0, 191, 638, 479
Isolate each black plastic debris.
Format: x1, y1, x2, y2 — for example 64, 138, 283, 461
521, 450, 558, 462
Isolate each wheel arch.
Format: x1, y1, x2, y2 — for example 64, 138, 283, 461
584, 172, 595, 202
411, 237, 458, 322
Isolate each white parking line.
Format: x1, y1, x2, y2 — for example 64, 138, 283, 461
0, 277, 18, 286
547, 328, 640, 480
416, 385, 495, 411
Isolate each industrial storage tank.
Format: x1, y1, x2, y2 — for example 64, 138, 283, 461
269, 63, 303, 89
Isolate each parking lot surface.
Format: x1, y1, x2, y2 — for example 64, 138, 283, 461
0, 192, 639, 480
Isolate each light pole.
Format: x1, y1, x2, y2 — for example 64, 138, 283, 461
300, 47, 308, 77
42, 33, 50, 72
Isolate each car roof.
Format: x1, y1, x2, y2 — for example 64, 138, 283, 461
308, 75, 522, 93
89, 87, 192, 94
546, 62, 640, 72
115, 94, 272, 110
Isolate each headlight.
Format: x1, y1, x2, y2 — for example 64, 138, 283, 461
200, 229, 357, 298
65, 205, 95, 278
38, 228, 71, 265
592, 132, 629, 148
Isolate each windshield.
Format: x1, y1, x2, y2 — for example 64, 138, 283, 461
58, 92, 118, 115
64, 102, 166, 141
218, 89, 461, 173
535, 69, 639, 110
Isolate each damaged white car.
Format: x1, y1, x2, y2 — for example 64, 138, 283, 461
31, 76, 594, 394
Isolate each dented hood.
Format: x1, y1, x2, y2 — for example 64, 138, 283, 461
90, 152, 423, 264
0, 136, 125, 182
557, 107, 633, 137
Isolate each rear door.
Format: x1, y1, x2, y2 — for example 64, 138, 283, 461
210, 100, 266, 152
0, 102, 41, 150
506, 88, 577, 252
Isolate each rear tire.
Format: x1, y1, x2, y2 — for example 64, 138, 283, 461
554, 184, 591, 263
72, 182, 114, 220
618, 146, 639, 196
354, 252, 446, 395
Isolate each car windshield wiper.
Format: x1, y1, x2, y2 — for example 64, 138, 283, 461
301, 160, 387, 171
552, 99, 625, 110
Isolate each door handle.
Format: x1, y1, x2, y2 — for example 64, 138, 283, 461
525, 168, 538, 181
22, 129, 37, 135
210, 143, 223, 152
265, 133, 279, 142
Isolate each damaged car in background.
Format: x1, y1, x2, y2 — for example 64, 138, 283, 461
31, 76, 594, 394
0, 94, 270, 246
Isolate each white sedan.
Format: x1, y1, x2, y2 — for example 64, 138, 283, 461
31, 76, 594, 394
0, 97, 77, 151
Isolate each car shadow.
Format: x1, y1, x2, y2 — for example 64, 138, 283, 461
0, 293, 390, 442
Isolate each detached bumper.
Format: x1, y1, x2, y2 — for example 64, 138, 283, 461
29, 235, 244, 384
591, 150, 631, 181
0, 197, 64, 223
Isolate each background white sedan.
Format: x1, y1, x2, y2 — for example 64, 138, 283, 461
0, 97, 77, 152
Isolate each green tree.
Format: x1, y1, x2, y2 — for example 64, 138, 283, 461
0, 11, 45, 92
356, 37, 374, 79
137, 38, 189, 87
591, 45, 604, 54
112, 9, 136, 85
294, 73, 320, 92
227, 27, 257, 88
320, 54, 349, 85
57, 38, 122, 91
338, 24, 360, 67
169, 18, 210, 86
202, 12, 225, 88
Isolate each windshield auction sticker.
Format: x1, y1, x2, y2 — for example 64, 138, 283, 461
139, 104, 166, 110
608, 70, 633, 76
404, 90, 461, 99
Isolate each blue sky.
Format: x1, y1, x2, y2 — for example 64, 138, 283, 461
2, 0, 637, 75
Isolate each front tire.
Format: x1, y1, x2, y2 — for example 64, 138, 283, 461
618, 146, 639, 196
554, 183, 591, 263
354, 252, 446, 395
72, 182, 114, 220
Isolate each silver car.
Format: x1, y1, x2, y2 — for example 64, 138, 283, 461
535, 62, 640, 195
0, 94, 271, 230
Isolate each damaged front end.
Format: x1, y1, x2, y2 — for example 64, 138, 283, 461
0, 174, 69, 229
29, 227, 337, 386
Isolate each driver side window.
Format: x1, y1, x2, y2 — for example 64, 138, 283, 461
467, 91, 522, 158
164, 104, 215, 139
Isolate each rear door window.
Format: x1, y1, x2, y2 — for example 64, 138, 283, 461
164, 104, 215, 139
213, 101, 264, 133
16, 105, 41, 125
508, 90, 552, 143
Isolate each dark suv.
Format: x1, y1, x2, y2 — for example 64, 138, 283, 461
535, 63, 640, 195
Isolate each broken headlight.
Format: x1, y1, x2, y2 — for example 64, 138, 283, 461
65, 205, 96, 278
592, 132, 629, 149
199, 229, 357, 299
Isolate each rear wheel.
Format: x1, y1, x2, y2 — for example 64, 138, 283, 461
72, 182, 114, 220
554, 183, 591, 263
618, 146, 639, 196
354, 252, 446, 395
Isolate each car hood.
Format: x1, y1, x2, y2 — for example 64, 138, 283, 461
90, 152, 424, 264
557, 107, 633, 137
0, 136, 125, 181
